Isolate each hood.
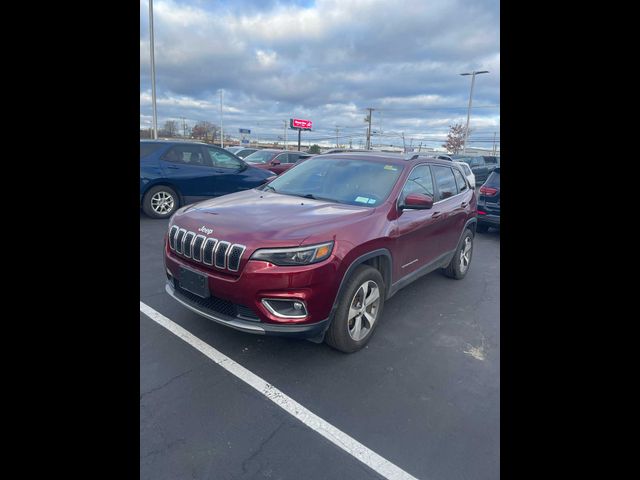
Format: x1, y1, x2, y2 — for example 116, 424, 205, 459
171, 189, 375, 248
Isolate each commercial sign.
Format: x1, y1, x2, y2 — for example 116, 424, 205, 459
290, 118, 312, 130
239, 128, 251, 134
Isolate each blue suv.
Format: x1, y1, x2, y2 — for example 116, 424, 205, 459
140, 140, 274, 218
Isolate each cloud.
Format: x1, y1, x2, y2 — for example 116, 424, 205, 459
140, 0, 499, 149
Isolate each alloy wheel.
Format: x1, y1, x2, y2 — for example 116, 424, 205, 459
151, 191, 175, 215
347, 280, 381, 341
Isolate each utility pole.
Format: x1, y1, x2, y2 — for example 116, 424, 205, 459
297, 128, 301, 151
335, 126, 340, 148
181, 117, 186, 137
148, 0, 158, 139
418, 142, 422, 152
401, 132, 406, 153
365, 108, 374, 150
460, 70, 489, 154
492, 131, 497, 155
283, 120, 288, 150
219, 90, 224, 148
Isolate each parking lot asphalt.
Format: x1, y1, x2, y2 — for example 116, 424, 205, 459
140, 213, 500, 480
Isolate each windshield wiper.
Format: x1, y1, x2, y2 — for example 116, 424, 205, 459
286, 192, 342, 203
263, 185, 277, 192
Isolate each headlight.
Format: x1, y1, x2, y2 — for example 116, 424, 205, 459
250, 241, 334, 266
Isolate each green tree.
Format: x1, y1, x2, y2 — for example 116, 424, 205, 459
308, 144, 321, 154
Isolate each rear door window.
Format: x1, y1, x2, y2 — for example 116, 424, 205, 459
453, 167, 468, 192
162, 145, 212, 166
432, 165, 459, 200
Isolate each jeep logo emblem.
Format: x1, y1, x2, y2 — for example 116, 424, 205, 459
198, 226, 213, 235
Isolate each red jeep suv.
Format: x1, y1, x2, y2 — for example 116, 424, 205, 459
164, 153, 477, 352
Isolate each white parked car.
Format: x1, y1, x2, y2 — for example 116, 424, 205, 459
454, 161, 476, 188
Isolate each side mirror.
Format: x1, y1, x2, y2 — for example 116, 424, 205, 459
400, 193, 433, 210
271, 159, 281, 166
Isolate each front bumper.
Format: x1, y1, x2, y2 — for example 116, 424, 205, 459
166, 281, 330, 338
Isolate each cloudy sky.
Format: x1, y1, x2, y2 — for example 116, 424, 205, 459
140, 0, 499, 150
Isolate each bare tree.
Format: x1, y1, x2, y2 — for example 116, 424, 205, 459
191, 121, 219, 142
442, 123, 468, 154
158, 120, 179, 138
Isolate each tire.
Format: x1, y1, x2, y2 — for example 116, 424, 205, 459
142, 185, 179, 219
325, 265, 385, 353
476, 223, 489, 233
442, 228, 474, 279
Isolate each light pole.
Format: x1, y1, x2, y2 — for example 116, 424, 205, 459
148, 0, 158, 139
460, 70, 489, 154
219, 89, 224, 148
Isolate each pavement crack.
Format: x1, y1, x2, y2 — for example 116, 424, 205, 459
241, 422, 285, 474
140, 365, 201, 401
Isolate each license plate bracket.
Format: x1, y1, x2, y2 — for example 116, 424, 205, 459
179, 267, 210, 298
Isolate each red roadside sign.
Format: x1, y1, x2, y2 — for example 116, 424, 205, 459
290, 118, 312, 129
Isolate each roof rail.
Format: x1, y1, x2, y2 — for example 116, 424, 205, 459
403, 153, 434, 160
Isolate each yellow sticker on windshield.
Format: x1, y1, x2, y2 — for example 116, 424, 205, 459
384, 165, 397, 171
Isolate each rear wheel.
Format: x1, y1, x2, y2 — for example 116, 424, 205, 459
143, 185, 179, 219
442, 228, 474, 279
325, 265, 385, 353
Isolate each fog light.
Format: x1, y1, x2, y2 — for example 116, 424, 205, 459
262, 298, 308, 319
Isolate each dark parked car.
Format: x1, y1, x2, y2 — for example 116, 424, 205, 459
477, 167, 500, 232
454, 155, 499, 186
243, 149, 314, 175
225, 146, 260, 159
140, 140, 273, 219
163, 154, 477, 352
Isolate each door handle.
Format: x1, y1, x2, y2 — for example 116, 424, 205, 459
432, 211, 443, 219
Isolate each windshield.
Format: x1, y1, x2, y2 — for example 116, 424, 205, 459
225, 147, 241, 153
244, 150, 277, 164
261, 157, 404, 207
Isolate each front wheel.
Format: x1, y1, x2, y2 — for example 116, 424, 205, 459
325, 265, 385, 353
142, 185, 179, 219
442, 228, 474, 279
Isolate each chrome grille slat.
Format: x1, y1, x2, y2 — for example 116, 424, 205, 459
175, 229, 187, 254
227, 245, 246, 272
215, 241, 231, 269
183, 232, 195, 258
192, 235, 206, 262
169, 226, 179, 250
203, 238, 218, 265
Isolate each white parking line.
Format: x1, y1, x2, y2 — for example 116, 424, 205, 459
140, 301, 420, 480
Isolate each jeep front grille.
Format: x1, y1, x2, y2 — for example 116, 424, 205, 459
168, 226, 246, 272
